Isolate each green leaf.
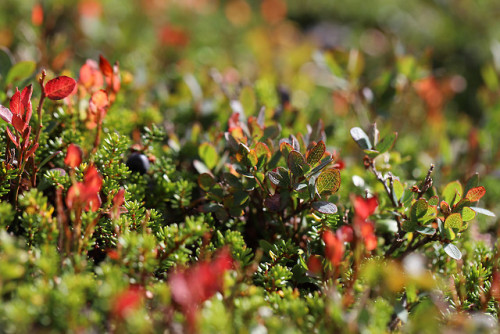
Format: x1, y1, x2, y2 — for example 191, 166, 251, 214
442, 181, 463, 206
312, 201, 338, 214
350, 127, 372, 150
470, 206, 496, 217
443, 243, 462, 260
415, 226, 436, 235
287, 150, 308, 178
411, 198, 428, 222
0, 47, 14, 80
316, 168, 341, 196
6, 61, 36, 85
402, 220, 417, 232
198, 173, 215, 191
428, 196, 439, 206
268, 167, 290, 187
376, 132, 397, 154
444, 213, 462, 230
199, 142, 218, 170
280, 142, 293, 161
306, 140, 326, 165
255, 142, 271, 163
464, 173, 479, 195
461, 207, 476, 222
308, 155, 333, 176
393, 179, 404, 202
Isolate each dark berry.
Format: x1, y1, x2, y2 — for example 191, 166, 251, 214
126, 152, 150, 174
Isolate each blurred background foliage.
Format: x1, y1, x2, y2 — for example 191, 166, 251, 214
1, 1, 500, 332
2, 0, 500, 225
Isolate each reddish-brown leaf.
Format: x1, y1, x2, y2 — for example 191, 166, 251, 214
99, 55, 113, 77
24, 142, 39, 161
465, 186, 486, 202
64, 143, 83, 168
45, 76, 77, 100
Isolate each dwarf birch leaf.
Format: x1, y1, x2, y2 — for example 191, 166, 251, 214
268, 167, 290, 187
461, 207, 476, 222
198, 173, 216, 191
464, 173, 479, 194
287, 150, 307, 178
350, 127, 372, 150
316, 168, 341, 195
415, 226, 436, 235
199, 143, 218, 170
444, 243, 462, 260
312, 201, 338, 214
444, 213, 463, 230
376, 132, 397, 154
306, 140, 326, 165
442, 181, 463, 206
393, 179, 404, 201
465, 186, 486, 202
470, 207, 496, 217
411, 198, 428, 222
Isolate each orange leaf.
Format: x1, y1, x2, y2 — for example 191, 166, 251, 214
465, 186, 486, 202
64, 143, 83, 168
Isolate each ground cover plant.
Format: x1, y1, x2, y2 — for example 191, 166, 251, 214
1, 1, 500, 333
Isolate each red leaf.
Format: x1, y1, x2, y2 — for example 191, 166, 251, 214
12, 114, 27, 133
465, 186, 486, 202
354, 196, 378, 221
79, 60, 103, 89
45, 76, 77, 100
64, 143, 83, 168
112, 188, 125, 207
31, 3, 44, 26
84, 165, 103, 193
0, 105, 12, 124
10, 89, 21, 115
24, 142, 39, 161
21, 85, 33, 123
112, 286, 143, 319
99, 55, 113, 77
323, 230, 344, 266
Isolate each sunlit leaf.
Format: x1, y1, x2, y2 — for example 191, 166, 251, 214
316, 168, 341, 195
376, 132, 397, 154
350, 127, 372, 150
465, 186, 486, 202
470, 206, 496, 217
443, 243, 462, 260
45, 76, 77, 100
287, 150, 308, 178
461, 207, 476, 222
444, 213, 462, 230
442, 181, 462, 206
199, 142, 219, 170
306, 140, 325, 165
312, 201, 337, 214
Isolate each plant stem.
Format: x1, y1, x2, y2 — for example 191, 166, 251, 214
31, 70, 47, 186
